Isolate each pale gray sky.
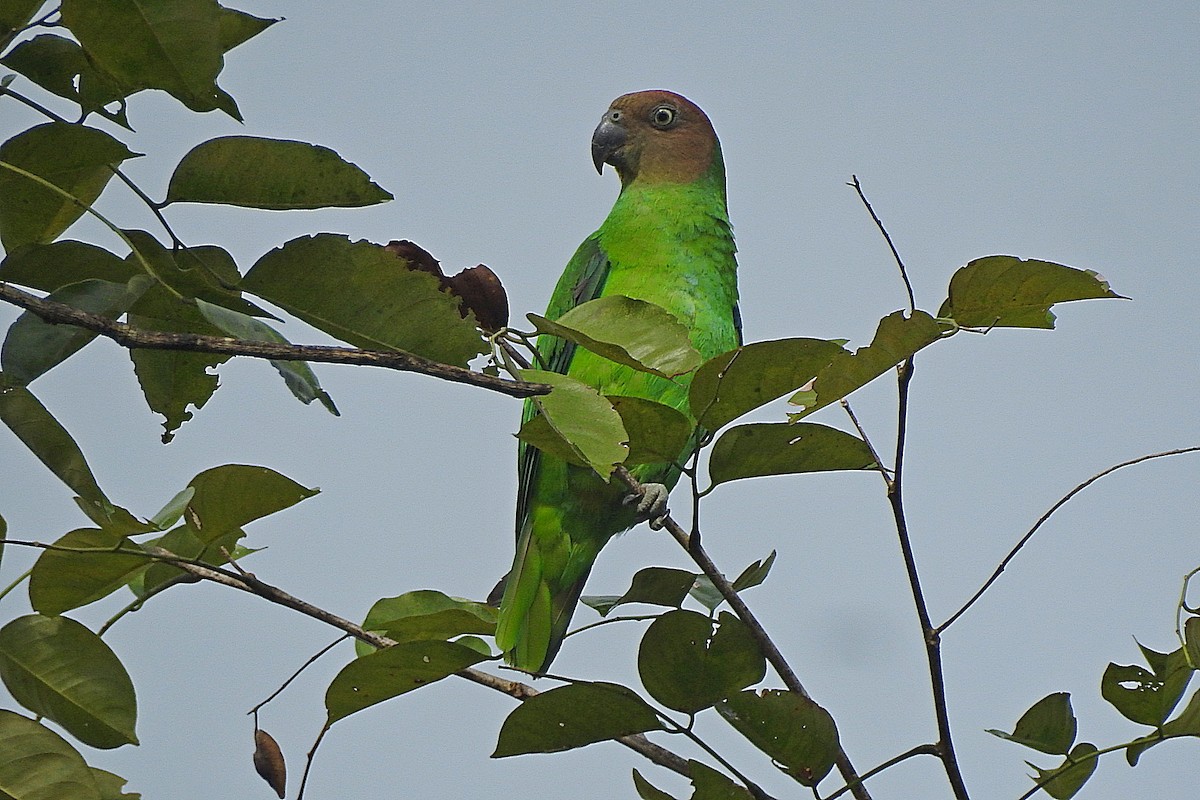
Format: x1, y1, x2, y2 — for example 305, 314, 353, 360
2, 3, 1198, 799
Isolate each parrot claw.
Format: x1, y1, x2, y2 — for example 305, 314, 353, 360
623, 482, 670, 529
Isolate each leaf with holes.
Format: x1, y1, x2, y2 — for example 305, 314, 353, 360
492, 682, 662, 757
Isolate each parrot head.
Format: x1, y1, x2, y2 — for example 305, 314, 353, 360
591, 90, 721, 187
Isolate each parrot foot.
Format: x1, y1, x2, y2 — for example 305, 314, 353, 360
623, 482, 670, 530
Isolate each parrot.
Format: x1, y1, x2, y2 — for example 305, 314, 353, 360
494, 90, 742, 673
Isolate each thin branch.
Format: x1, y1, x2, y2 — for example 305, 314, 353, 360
848, 175, 915, 313
659, 713, 772, 800
248, 635, 349, 716
938, 445, 1200, 633
0, 282, 548, 399
840, 399, 892, 490
565, 613, 659, 638
885, 359, 971, 800
821, 743, 940, 800
0, 537, 688, 777
613, 465, 873, 800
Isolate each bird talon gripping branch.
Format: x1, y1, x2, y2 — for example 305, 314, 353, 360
494, 90, 742, 673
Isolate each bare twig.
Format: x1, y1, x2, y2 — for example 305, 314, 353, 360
613, 466, 873, 800
248, 635, 350, 716
0, 282, 548, 399
848, 175, 915, 313
821, 743, 940, 800
840, 399, 892, 489
940, 445, 1200, 633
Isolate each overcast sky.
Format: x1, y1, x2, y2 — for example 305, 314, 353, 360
2, 3, 1199, 799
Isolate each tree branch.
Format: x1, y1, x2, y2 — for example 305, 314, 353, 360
939, 445, 1200, 633
0, 281, 548, 399
613, 466, 873, 800
848, 175, 915, 314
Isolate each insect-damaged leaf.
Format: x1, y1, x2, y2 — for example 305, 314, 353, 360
938, 255, 1123, 329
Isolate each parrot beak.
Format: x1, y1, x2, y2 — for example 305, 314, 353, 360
591, 117, 627, 175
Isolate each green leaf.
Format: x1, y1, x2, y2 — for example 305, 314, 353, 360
492, 681, 663, 757
1101, 645, 1191, 726
0, 34, 130, 125
325, 640, 486, 725
581, 566, 696, 617
0, 614, 137, 748
688, 761, 754, 800
0, 240, 138, 292
1, 0, 45, 50
789, 310, 943, 419
0, 122, 138, 251
218, 7, 278, 52
632, 769, 681, 800
135, 523, 223, 596
986, 692, 1077, 755
689, 338, 846, 431
196, 299, 338, 414
688, 576, 725, 612
608, 396, 693, 465
90, 767, 139, 800
452, 636, 494, 658
732, 551, 776, 592
61, 0, 237, 117
938, 255, 1123, 329
148, 486, 194, 530
355, 591, 498, 656
529, 295, 701, 379
717, 689, 839, 786
1127, 686, 1200, 765
243, 234, 485, 367
0, 709, 102, 800
127, 300, 227, 442
29, 528, 149, 615
184, 464, 317, 545
0, 383, 106, 502
124, 231, 262, 317
639, 610, 765, 714
1027, 742, 1098, 800
708, 422, 876, 487
166, 136, 391, 209
2, 277, 150, 386
517, 370, 628, 479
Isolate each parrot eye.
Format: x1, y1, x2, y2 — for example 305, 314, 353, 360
607, 110, 622, 123
650, 105, 678, 129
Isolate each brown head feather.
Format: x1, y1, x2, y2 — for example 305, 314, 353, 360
592, 90, 719, 186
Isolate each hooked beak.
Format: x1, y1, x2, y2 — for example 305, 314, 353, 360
591, 117, 626, 175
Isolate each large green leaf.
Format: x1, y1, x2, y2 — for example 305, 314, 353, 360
0, 34, 130, 125
90, 767, 139, 800
0, 709, 101, 800
0, 614, 137, 749
0, 383, 106, 502
708, 422, 876, 487
689, 338, 846, 431
196, 299, 338, 415
184, 464, 317, 545
986, 692, 1077, 755
1101, 645, 1192, 727
1128, 686, 1200, 765
0, 122, 138, 251
325, 640, 486, 725
2, 277, 150, 387
938, 255, 1123, 329
608, 396, 693, 465
61, 0, 237, 117
517, 370, 628, 479
492, 681, 663, 757
717, 689, 839, 786
243, 234, 485, 367
789, 310, 943, 419
529, 295, 701, 378
165, 136, 391, 209
1027, 743, 1099, 800
0, 240, 138, 292
356, 591, 498, 656
582, 566, 697, 617
638, 610, 764, 714
29, 528, 149, 615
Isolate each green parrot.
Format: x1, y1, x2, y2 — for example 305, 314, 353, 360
495, 90, 742, 673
